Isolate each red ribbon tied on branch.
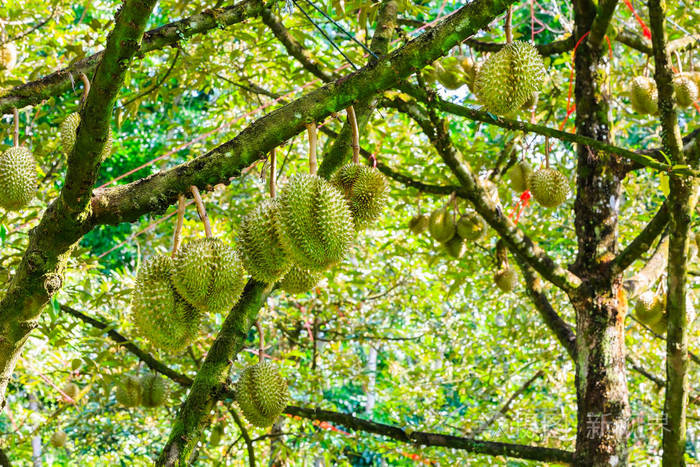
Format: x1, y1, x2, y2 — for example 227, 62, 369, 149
509, 190, 532, 225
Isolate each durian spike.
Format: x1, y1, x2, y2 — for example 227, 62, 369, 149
347, 106, 360, 164
255, 320, 265, 363
12, 107, 19, 147
172, 193, 186, 257
79, 72, 90, 109
505, 6, 513, 44
190, 185, 212, 238
306, 122, 318, 175
269, 148, 277, 198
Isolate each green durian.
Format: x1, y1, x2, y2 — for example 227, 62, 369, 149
444, 235, 466, 259
459, 56, 478, 92
422, 62, 439, 84
521, 93, 538, 110
673, 73, 698, 108
61, 382, 79, 401
494, 267, 518, 292
634, 291, 665, 326
0, 43, 17, 71
0, 146, 37, 210
473, 41, 546, 115
172, 237, 247, 313
140, 374, 168, 408
50, 430, 68, 448
331, 163, 388, 230
408, 214, 429, 234
210, 423, 225, 446
235, 361, 289, 427
529, 168, 569, 208
276, 174, 354, 271
59, 112, 114, 160
428, 208, 456, 243
279, 265, 322, 294
115, 375, 142, 408
130, 255, 201, 352
238, 199, 292, 283
629, 76, 658, 114
456, 213, 485, 241
435, 57, 464, 90
508, 160, 533, 193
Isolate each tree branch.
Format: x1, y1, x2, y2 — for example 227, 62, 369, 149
0, 446, 10, 467
623, 234, 668, 298
227, 404, 256, 467
464, 36, 576, 55
612, 202, 669, 275
587, 0, 619, 52
0, 0, 267, 115
284, 406, 574, 464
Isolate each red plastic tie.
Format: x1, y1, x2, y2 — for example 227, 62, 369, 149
622, 0, 652, 39
508, 190, 532, 225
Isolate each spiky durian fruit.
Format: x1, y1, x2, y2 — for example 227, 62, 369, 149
115, 375, 142, 407
429, 208, 456, 243
673, 73, 698, 108
140, 374, 168, 408
408, 214, 429, 234
508, 161, 533, 193
529, 168, 569, 208
238, 199, 292, 283
235, 361, 289, 427
172, 237, 247, 313
494, 267, 518, 292
0, 43, 17, 71
210, 423, 225, 446
435, 57, 464, 90
634, 291, 665, 326
459, 56, 478, 92
61, 382, 79, 401
331, 163, 388, 230
50, 430, 68, 448
59, 112, 114, 160
444, 236, 466, 259
279, 265, 322, 294
130, 255, 201, 352
456, 213, 485, 241
0, 146, 37, 211
473, 41, 546, 115
629, 77, 658, 115
276, 174, 354, 271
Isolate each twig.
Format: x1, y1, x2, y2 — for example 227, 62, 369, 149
505, 6, 513, 44
255, 320, 264, 364
12, 108, 18, 147
78, 72, 90, 107
347, 106, 360, 164
171, 194, 186, 257
306, 122, 317, 175
227, 404, 256, 467
269, 148, 276, 198
190, 185, 212, 238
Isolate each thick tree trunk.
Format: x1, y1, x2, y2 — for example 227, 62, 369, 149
571, 0, 629, 464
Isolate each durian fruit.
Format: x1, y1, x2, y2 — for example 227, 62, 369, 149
59, 112, 114, 160
422, 62, 439, 84
61, 382, 79, 401
521, 93, 538, 110
494, 267, 518, 292
435, 57, 464, 90
0, 146, 38, 210
115, 375, 142, 408
50, 430, 68, 448
507, 161, 533, 193
0, 42, 17, 71
673, 73, 698, 108
235, 361, 289, 427
238, 199, 292, 283
140, 374, 168, 408
130, 255, 201, 352
473, 41, 546, 115
529, 168, 569, 208
408, 214, 429, 234
279, 265, 322, 294
210, 423, 225, 446
276, 174, 354, 271
172, 237, 247, 313
331, 163, 388, 230
428, 208, 456, 243
629, 76, 658, 114
444, 236, 466, 259
459, 56, 478, 92
634, 291, 665, 326
456, 213, 485, 241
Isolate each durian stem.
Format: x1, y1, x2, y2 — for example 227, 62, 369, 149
347, 106, 360, 164
505, 6, 512, 44
190, 185, 212, 238
544, 136, 550, 169
673, 50, 682, 73
79, 72, 90, 107
269, 147, 277, 198
12, 107, 19, 147
306, 122, 318, 175
255, 320, 265, 363
171, 194, 186, 257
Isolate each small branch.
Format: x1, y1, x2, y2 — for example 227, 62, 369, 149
306, 122, 317, 175
255, 320, 264, 364
587, 0, 619, 52
347, 106, 360, 164
12, 108, 19, 147
189, 185, 212, 238
227, 404, 256, 467
171, 194, 186, 257
623, 234, 669, 298
269, 148, 276, 198
120, 48, 180, 109
79, 72, 90, 106
7, 7, 58, 43
504, 6, 512, 44
612, 202, 669, 274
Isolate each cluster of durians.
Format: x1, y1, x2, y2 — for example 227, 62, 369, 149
408, 206, 487, 260
238, 162, 388, 294
114, 373, 169, 408
507, 160, 570, 208
629, 72, 699, 114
